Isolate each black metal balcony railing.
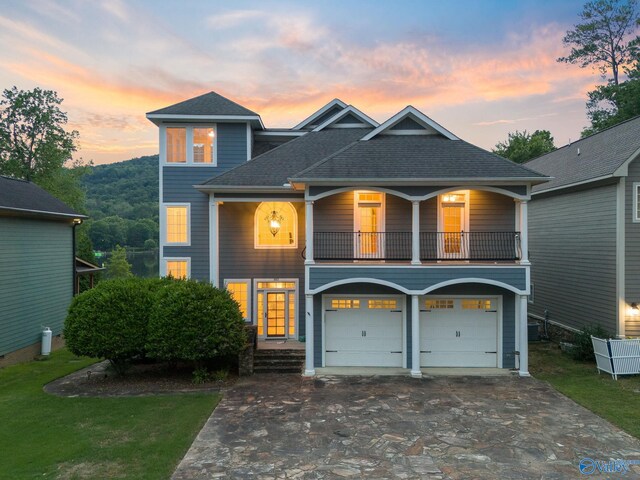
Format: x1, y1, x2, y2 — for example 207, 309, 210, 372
313, 232, 521, 261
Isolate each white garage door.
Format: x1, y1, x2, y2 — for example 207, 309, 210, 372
420, 297, 499, 367
325, 296, 403, 367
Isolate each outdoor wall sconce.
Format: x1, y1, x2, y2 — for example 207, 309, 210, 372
266, 210, 284, 236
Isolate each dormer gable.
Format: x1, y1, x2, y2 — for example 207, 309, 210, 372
292, 99, 347, 130
361, 106, 459, 141
312, 105, 379, 132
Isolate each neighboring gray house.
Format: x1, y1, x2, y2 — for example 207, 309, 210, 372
147, 92, 548, 377
0, 176, 86, 367
526, 116, 640, 338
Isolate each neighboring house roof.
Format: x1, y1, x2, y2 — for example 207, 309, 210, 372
0, 175, 86, 220
526, 116, 640, 194
199, 128, 370, 189
290, 135, 549, 183
147, 91, 258, 116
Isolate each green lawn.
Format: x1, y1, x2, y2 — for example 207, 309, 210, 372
530, 342, 640, 439
0, 350, 220, 479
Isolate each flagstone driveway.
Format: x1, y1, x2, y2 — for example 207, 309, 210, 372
172, 374, 640, 479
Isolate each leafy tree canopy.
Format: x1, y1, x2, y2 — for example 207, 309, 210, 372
492, 130, 557, 163
582, 72, 640, 136
558, 0, 640, 85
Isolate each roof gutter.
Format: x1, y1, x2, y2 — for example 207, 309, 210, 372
193, 184, 302, 194
531, 174, 618, 196
288, 177, 551, 186
0, 206, 87, 220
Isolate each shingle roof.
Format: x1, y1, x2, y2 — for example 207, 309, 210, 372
526, 116, 640, 193
147, 91, 258, 116
203, 129, 370, 187
291, 135, 548, 181
0, 176, 85, 219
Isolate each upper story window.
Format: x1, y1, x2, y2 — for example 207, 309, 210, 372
193, 127, 214, 163
164, 126, 216, 165
254, 202, 298, 249
167, 128, 186, 163
164, 204, 190, 245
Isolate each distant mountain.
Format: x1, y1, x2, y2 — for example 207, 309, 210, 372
82, 155, 158, 221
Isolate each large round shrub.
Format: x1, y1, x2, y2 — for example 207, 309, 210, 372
146, 280, 247, 363
64, 277, 169, 373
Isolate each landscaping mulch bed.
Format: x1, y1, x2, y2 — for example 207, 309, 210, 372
45, 360, 237, 397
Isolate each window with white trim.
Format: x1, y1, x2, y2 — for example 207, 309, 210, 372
254, 202, 298, 248
331, 299, 361, 309
634, 183, 640, 222
164, 126, 216, 165
461, 299, 493, 310
225, 280, 251, 321
166, 128, 186, 163
164, 204, 190, 245
164, 258, 189, 279
425, 299, 454, 310
368, 299, 398, 309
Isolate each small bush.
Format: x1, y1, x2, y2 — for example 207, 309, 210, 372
146, 280, 247, 365
64, 277, 171, 374
192, 367, 211, 385
570, 325, 611, 362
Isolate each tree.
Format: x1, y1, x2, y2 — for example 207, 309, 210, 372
492, 130, 557, 163
105, 245, 133, 279
582, 73, 640, 136
557, 0, 640, 85
0, 87, 79, 181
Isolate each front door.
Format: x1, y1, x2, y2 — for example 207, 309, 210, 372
256, 282, 297, 339
439, 191, 468, 259
354, 191, 385, 258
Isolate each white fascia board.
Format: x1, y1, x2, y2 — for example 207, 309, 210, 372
312, 105, 379, 132
360, 106, 459, 141
612, 145, 640, 177
530, 174, 615, 196
193, 184, 301, 193
254, 130, 307, 137
287, 177, 547, 185
0, 206, 87, 220
146, 114, 265, 129
292, 99, 348, 130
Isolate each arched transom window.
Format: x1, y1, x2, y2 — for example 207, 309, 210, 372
254, 202, 298, 249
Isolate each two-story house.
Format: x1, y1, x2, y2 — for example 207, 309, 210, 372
146, 92, 548, 377
526, 117, 640, 339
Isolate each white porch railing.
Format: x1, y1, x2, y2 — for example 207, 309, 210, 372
591, 336, 640, 380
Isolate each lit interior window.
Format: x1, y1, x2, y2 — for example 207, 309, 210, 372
256, 282, 296, 289
425, 299, 454, 309
368, 299, 398, 309
226, 282, 249, 320
462, 299, 493, 310
289, 292, 296, 336
166, 206, 188, 243
166, 128, 186, 163
193, 127, 214, 163
255, 202, 297, 248
331, 299, 361, 309
166, 260, 187, 279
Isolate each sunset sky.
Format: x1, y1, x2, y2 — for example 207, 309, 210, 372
0, 0, 611, 165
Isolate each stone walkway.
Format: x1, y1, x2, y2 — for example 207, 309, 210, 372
172, 374, 640, 479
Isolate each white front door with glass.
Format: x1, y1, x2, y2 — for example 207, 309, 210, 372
256, 281, 297, 339
354, 191, 385, 259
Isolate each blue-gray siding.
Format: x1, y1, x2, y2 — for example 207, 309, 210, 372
218, 202, 306, 336
308, 266, 527, 293
0, 217, 73, 356
313, 283, 516, 368
162, 123, 249, 281
626, 160, 640, 335
163, 167, 216, 281
529, 183, 618, 333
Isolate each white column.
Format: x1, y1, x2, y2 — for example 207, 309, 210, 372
304, 294, 316, 376
305, 200, 314, 265
411, 201, 421, 265
518, 294, 530, 377
209, 200, 219, 287
411, 295, 422, 377
519, 200, 529, 265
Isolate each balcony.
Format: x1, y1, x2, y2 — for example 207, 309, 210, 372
313, 231, 521, 262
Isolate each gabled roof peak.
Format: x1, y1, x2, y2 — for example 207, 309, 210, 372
312, 105, 379, 132
292, 98, 348, 130
361, 106, 459, 141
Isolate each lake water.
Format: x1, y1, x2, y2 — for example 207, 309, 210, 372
96, 249, 159, 278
